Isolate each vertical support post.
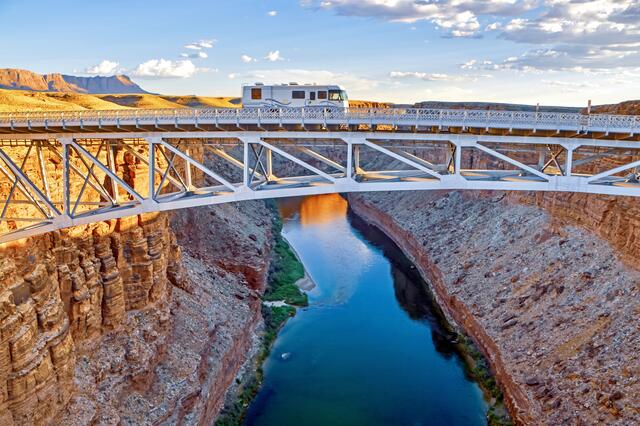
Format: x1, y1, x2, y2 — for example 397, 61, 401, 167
265, 148, 273, 181
346, 140, 353, 180
537, 149, 545, 171
454, 143, 462, 175
184, 146, 193, 190
354, 145, 361, 174
242, 139, 250, 188
148, 138, 156, 199
565, 146, 574, 177
59, 138, 72, 217
106, 140, 120, 203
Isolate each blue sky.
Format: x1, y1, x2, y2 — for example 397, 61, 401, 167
1, 0, 638, 105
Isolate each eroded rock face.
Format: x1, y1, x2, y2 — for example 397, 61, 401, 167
0, 212, 183, 425
0, 203, 273, 425
511, 192, 640, 263
349, 191, 640, 426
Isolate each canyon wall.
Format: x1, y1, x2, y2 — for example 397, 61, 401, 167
349, 191, 640, 425
0, 141, 275, 424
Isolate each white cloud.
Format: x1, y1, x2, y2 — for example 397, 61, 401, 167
542, 79, 599, 92
267, 10, 277, 16
131, 59, 211, 78
304, 0, 640, 71
181, 51, 208, 59
463, 45, 640, 73
85, 60, 120, 75
500, 1, 640, 46
265, 50, 285, 62
302, 0, 537, 38
390, 71, 459, 81
390, 70, 490, 82
184, 39, 217, 50
241, 54, 257, 63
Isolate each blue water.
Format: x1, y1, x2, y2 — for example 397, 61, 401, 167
245, 195, 488, 425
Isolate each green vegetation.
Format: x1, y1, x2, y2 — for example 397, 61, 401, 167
262, 211, 308, 307
457, 335, 514, 426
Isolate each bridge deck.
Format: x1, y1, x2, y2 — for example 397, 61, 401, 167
0, 107, 638, 141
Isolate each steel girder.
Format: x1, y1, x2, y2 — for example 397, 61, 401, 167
0, 131, 637, 244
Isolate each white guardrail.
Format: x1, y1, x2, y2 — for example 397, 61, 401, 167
0, 107, 638, 134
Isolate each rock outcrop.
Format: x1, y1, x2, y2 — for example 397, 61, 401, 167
349, 191, 640, 425
0, 69, 148, 94
0, 212, 182, 424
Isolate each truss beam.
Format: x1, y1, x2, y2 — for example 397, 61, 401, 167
0, 131, 636, 244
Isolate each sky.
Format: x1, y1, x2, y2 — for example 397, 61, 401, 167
0, 0, 638, 106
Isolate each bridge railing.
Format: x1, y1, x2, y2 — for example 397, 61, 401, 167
0, 107, 638, 133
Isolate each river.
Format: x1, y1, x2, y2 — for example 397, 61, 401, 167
245, 194, 488, 425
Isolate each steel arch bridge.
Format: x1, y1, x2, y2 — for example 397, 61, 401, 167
0, 107, 638, 244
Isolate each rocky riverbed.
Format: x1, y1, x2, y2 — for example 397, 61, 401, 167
349, 191, 640, 425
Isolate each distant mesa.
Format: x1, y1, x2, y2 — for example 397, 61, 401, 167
0, 68, 150, 94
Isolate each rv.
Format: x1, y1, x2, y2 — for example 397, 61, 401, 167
241, 83, 349, 108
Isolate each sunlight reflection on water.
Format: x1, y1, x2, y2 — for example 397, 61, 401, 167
278, 194, 374, 305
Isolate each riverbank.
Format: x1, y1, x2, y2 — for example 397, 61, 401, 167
348, 191, 640, 425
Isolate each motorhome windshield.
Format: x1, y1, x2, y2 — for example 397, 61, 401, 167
328, 90, 348, 101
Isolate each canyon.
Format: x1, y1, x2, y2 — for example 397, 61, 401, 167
0, 76, 638, 423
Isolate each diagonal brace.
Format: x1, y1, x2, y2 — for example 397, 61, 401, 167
70, 140, 144, 202
258, 140, 336, 182
294, 146, 346, 173
157, 139, 237, 191
0, 147, 61, 216
475, 143, 550, 181
586, 159, 640, 183
362, 140, 442, 180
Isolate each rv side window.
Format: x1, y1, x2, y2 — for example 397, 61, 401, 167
318, 91, 327, 100
251, 88, 262, 100
310, 92, 316, 101
292, 90, 306, 99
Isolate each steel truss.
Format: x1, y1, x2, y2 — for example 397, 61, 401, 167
0, 131, 638, 243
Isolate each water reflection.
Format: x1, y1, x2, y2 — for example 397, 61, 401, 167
349, 212, 460, 358
278, 194, 373, 305
279, 193, 348, 225
246, 195, 487, 426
